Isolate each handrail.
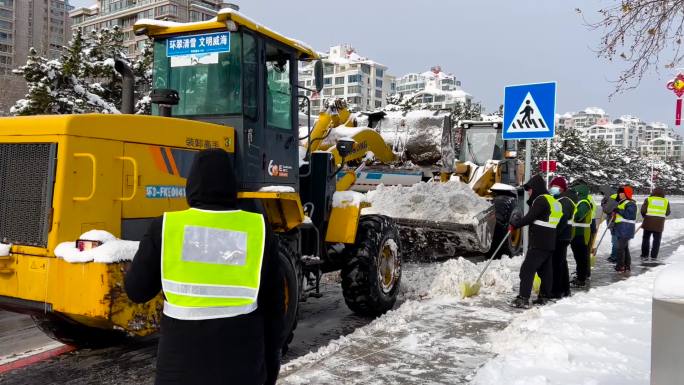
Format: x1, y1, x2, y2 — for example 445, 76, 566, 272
73, 153, 97, 201
116, 156, 139, 201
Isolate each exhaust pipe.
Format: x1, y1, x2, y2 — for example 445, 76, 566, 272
114, 59, 135, 114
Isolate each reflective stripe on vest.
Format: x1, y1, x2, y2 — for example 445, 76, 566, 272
573, 198, 593, 228
615, 200, 636, 225
161, 208, 266, 320
532, 194, 563, 229
646, 196, 669, 218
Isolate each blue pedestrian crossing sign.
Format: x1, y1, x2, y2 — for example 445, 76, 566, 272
503, 82, 556, 140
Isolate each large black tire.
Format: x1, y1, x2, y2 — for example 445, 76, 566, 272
490, 195, 523, 258
32, 314, 127, 348
341, 215, 402, 316
276, 240, 300, 355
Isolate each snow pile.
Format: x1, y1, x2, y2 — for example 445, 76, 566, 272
363, 181, 490, 224
472, 246, 684, 385
54, 230, 139, 263
332, 191, 367, 208
653, 261, 684, 302
374, 109, 451, 165
401, 256, 521, 300
0, 243, 10, 257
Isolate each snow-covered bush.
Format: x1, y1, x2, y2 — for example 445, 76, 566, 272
530, 126, 684, 193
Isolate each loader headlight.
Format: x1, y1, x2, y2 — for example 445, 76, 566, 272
504, 150, 517, 158
336, 138, 356, 158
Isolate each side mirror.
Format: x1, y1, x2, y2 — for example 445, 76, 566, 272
336, 138, 356, 158
314, 60, 324, 92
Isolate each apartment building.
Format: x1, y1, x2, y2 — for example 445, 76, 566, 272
394, 66, 471, 110
70, 0, 228, 57
0, 0, 72, 114
299, 44, 395, 112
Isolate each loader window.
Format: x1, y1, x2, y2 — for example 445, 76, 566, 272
266, 43, 292, 130
152, 33, 242, 116
460, 128, 504, 165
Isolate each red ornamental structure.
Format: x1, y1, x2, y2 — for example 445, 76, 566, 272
666, 73, 684, 125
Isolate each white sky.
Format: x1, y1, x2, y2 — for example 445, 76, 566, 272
69, 0, 682, 131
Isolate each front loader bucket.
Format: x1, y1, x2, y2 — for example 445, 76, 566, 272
393, 206, 495, 262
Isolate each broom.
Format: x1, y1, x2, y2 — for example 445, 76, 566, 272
460, 230, 512, 298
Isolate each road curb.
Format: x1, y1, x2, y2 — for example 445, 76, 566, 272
0, 345, 75, 375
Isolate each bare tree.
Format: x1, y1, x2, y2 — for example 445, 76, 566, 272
580, 1, 684, 94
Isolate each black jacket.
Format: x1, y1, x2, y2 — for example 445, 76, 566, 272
511, 174, 557, 250
555, 190, 577, 242
125, 149, 283, 385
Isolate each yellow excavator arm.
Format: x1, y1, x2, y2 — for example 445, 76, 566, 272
302, 99, 396, 191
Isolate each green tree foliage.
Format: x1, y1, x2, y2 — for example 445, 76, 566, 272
11, 27, 152, 115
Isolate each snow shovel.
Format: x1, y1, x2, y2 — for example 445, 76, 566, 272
460, 230, 512, 298
590, 216, 614, 268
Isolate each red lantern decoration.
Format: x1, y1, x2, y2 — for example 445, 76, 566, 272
666, 73, 684, 125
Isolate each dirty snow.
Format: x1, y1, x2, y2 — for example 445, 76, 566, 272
362, 180, 490, 224
374, 109, 450, 165
473, 245, 684, 385
0, 243, 10, 257
280, 256, 522, 384
54, 230, 139, 263
332, 191, 367, 208
259, 186, 296, 193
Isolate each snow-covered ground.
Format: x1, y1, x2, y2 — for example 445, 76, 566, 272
473, 245, 684, 385
279, 218, 684, 384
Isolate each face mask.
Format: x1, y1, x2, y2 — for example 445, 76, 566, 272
549, 186, 561, 196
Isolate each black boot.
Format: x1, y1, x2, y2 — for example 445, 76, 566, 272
532, 296, 549, 306
510, 296, 530, 309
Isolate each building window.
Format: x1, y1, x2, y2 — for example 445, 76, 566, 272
0, 0, 13, 7
376, 68, 384, 77
323, 63, 334, 75
360, 64, 370, 74
375, 100, 382, 108
335, 76, 344, 85
324, 77, 332, 86
347, 85, 360, 94
375, 90, 382, 98
375, 79, 382, 88
348, 74, 361, 83
334, 87, 344, 96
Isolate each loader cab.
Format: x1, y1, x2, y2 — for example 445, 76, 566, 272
137, 12, 321, 191
459, 121, 519, 186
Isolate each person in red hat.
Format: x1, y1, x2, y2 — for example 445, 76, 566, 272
543, 176, 576, 299
613, 185, 637, 273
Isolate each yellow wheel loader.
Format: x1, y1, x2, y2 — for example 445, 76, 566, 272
0, 10, 402, 349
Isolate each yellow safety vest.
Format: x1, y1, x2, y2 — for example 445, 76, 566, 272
588, 194, 599, 220
615, 200, 636, 224
573, 198, 594, 229
161, 208, 266, 320
533, 194, 563, 229
645, 196, 669, 218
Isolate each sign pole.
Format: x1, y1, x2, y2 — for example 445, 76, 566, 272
523, 140, 531, 254
545, 139, 549, 185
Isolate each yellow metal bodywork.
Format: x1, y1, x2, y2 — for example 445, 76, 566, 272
134, 10, 318, 60
325, 202, 371, 244
237, 192, 304, 233
0, 114, 234, 335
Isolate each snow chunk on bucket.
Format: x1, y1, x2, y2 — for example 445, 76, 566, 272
363, 181, 490, 224
0, 243, 10, 257
333, 191, 367, 208
54, 230, 139, 263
